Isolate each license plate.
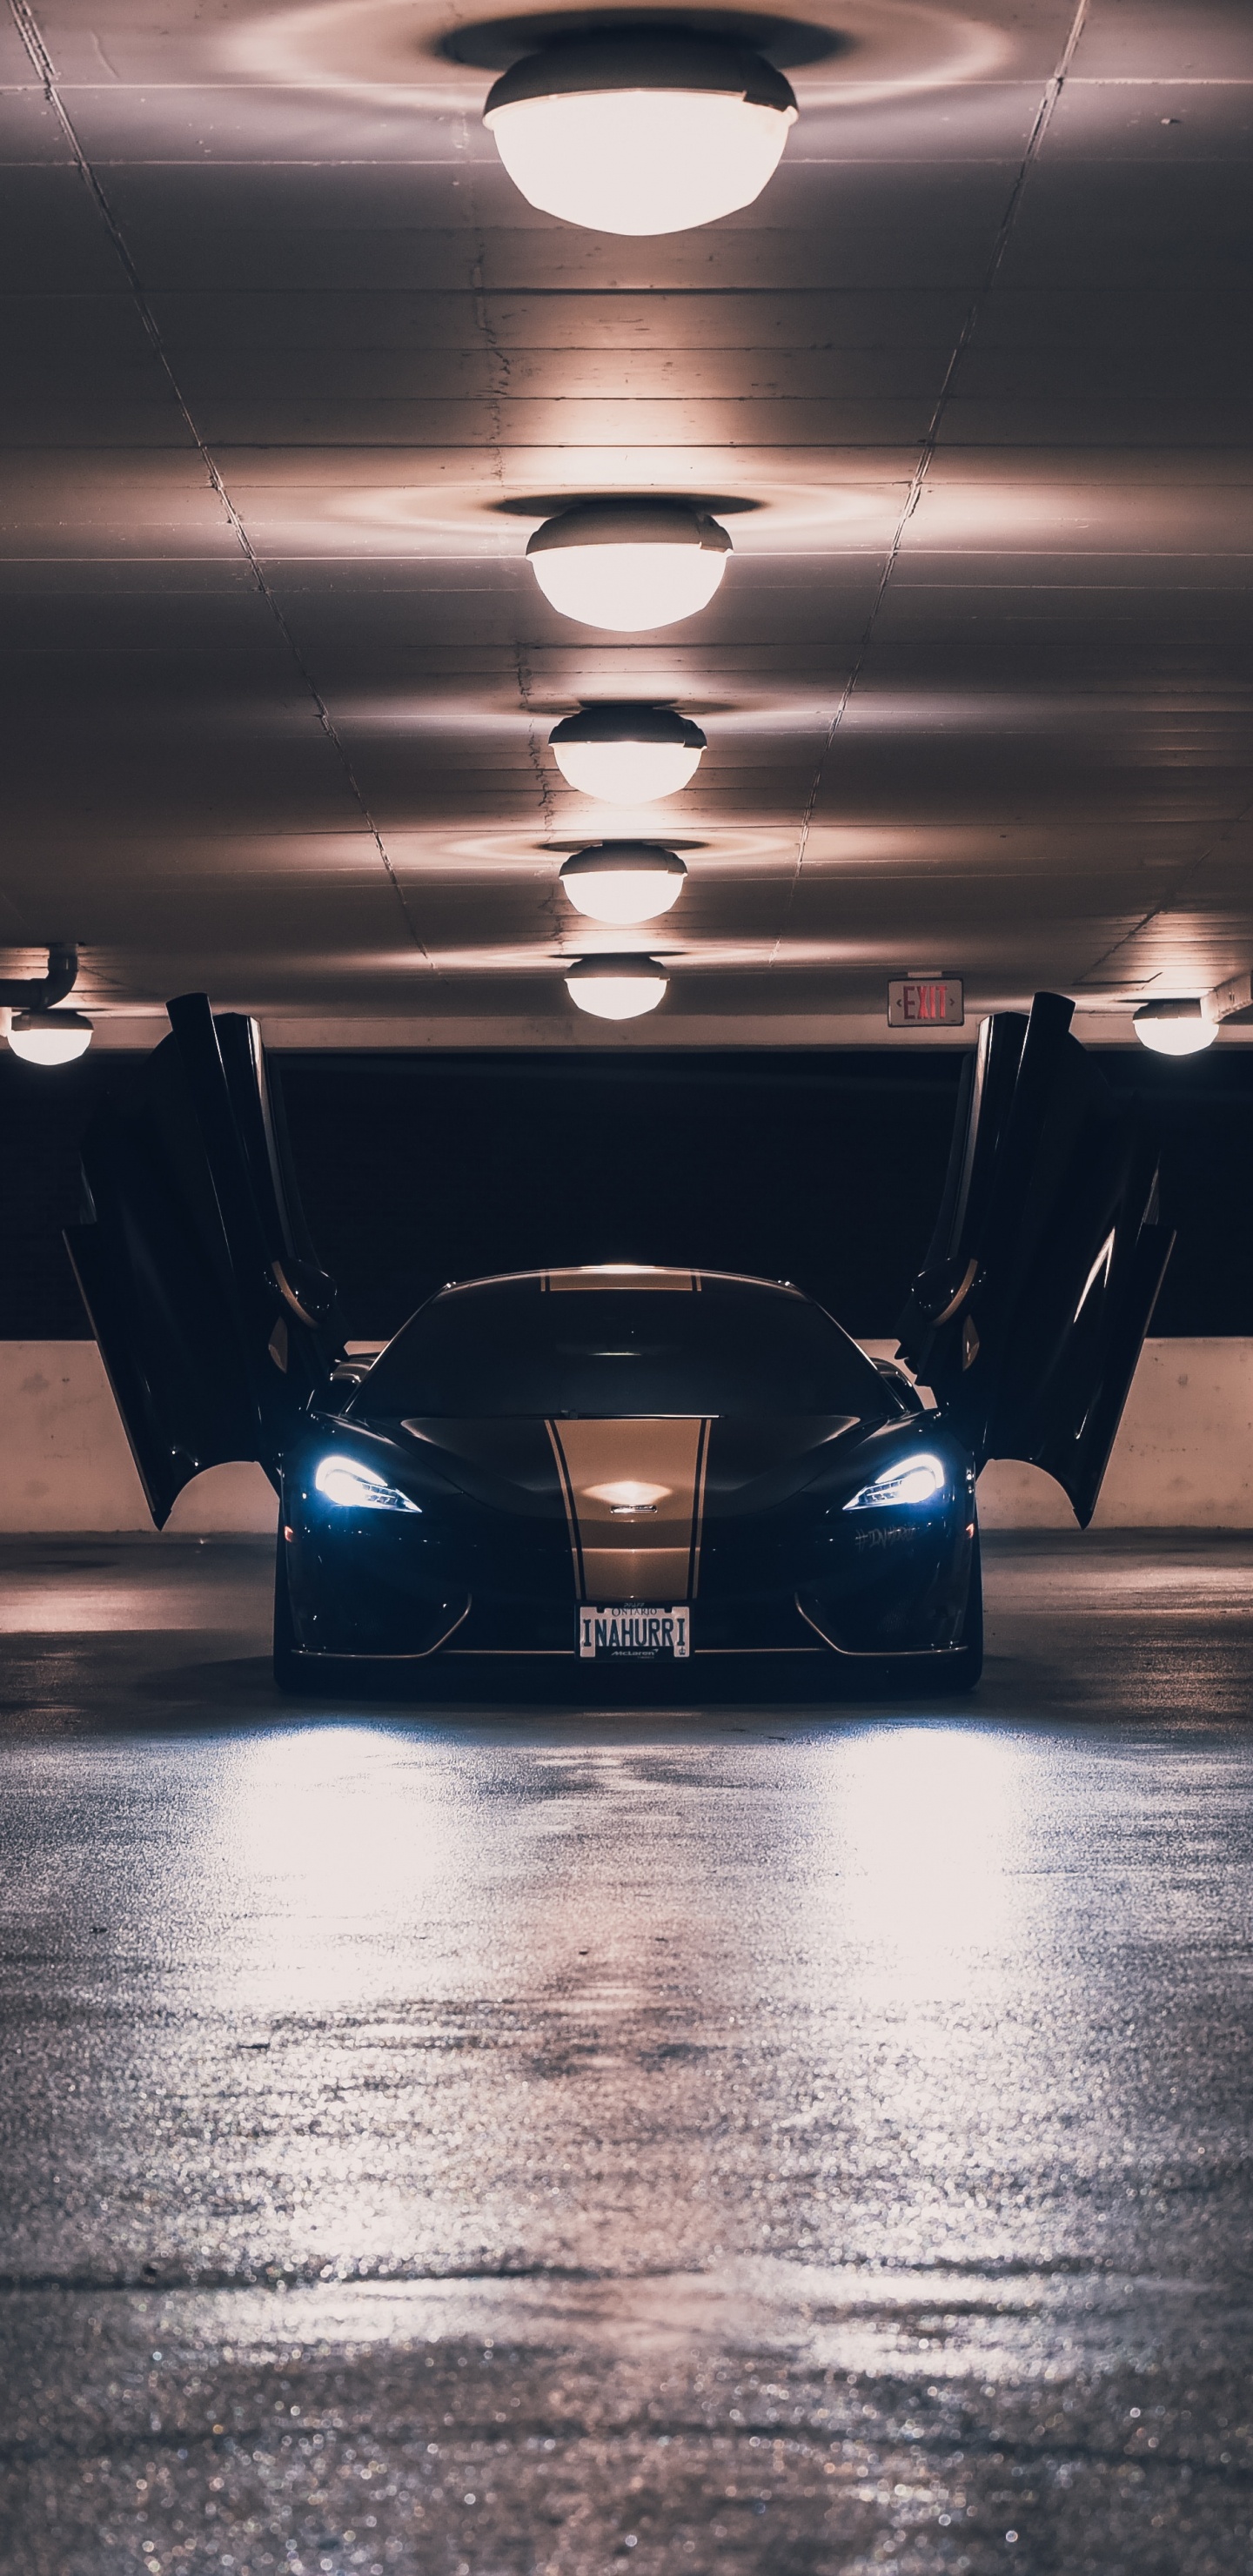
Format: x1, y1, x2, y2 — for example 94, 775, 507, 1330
579, 1606, 690, 1660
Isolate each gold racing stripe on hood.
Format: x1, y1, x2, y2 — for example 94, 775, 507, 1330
546, 1418, 710, 1604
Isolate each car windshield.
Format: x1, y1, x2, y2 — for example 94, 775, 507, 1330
351, 1276, 892, 1419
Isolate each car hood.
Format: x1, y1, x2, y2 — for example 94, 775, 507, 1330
387, 1412, 875, 1605
396, 1412, 865, 1507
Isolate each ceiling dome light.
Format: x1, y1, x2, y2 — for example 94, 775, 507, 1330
549, 705, 706, 805
559, 842, 687, 926
7, 1008, 92, 1065
1132, 998, 1218, 1057
484, 28, 797, 237
527, 500, 731, 632
565, 955, 670, 1021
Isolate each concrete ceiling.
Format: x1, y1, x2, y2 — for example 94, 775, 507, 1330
2, 0, 1251, 1041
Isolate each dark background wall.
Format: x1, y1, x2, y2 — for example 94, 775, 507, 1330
3, 1045, 1251, 1342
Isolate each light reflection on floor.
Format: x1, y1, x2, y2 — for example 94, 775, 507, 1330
1, 1532, 1252, 2573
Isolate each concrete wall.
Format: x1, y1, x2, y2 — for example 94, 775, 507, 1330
0, 1345, 278, 1534
2, 1339, 1252, 1534
864, 1340, 1253, 1529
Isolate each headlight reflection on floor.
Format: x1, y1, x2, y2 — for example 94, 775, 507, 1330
213, 1727, 486, 2016
822, 1725, 1035, 1979
802, 1727, 1054, 2241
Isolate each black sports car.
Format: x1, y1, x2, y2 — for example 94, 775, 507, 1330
67, 991, 1173, 1699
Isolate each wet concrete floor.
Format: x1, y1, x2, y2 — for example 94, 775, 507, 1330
1, 1532, 1251, 2576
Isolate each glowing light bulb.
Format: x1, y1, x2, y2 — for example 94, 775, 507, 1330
555, 741, 701, 802
527, 501, 730, 632
565, 956, 670, 1021
1132, 1001, 1218, 1057
484, 31, 797, 238
7, 1009, 92, 1064
549, 707, 706, 806
559, 844, 687, 927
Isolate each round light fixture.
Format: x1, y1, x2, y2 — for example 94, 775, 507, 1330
565, 954, 670, 1021
1132, 998, 1218, 1057
483, 28, 798, 237
7, 1008, 93, 1065
559, 842, 687, 926
527, 499, 731, 632
549, 705, 706, 804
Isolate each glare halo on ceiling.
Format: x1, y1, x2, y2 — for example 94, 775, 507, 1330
483, 28, 797, 235
527, 499, 731, 631
559, 842, 687, 924
6, 1009, 93, 1065
565, 954, 671, 1019
1132, 999, 1218, 1057
238, 2, 1010, 122
549, 705, 707, 804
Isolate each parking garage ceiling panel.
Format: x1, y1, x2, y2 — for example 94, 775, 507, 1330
1, 0, 1250, 1033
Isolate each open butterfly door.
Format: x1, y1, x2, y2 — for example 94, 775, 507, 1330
896, 992, 1175, 1527
65, 994, 338, 1526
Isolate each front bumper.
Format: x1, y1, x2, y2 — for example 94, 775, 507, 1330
281, 1475, 976, 1667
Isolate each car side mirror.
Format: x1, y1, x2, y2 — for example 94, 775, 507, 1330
873, 1357, 926, 1416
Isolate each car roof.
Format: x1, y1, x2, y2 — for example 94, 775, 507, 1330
432, 1264, 803, 1299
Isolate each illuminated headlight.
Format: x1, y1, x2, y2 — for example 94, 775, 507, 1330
314, 1457, 420, 1514
844, 1453, 947, 1512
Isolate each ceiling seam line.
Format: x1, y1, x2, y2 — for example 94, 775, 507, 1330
6, 0, 436, 976
769, 0, 1091, 975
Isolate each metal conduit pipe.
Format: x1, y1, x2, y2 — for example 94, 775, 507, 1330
0, 943, 80, 1010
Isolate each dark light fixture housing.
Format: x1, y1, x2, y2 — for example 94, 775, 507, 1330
7, 1007, 93, 1064
565, 953, 671, 1019
559, 842, 687, 923
527, 499, 732, 630
2, 943, 92, 1063
549, 704, 707, 803
1132, 997, 1217, 1057
483, 26, 798, 235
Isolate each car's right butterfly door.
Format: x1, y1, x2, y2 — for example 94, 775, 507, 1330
896, 991, 1175, 1526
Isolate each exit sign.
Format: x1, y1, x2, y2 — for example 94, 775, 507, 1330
888, 977, 964, 1028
